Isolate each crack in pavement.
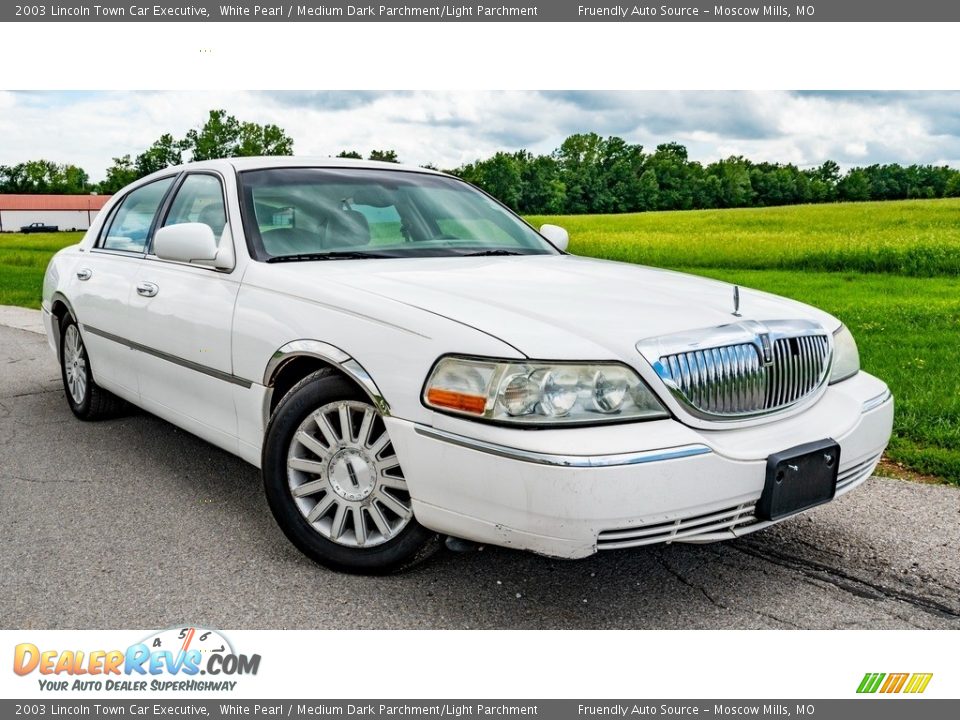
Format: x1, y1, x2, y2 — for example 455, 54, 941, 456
657, 553, 728, 611
0, 473, 113, 486
3, 388, 62, 399
659, 550, 809, 629
751, 609, 804, 630
731, 541, 960, 621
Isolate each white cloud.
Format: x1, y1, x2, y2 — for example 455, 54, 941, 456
1, 91, 959, 182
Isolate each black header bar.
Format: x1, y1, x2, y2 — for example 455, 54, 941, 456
6, 1, 960, 22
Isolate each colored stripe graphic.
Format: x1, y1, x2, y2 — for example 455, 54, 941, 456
857, 672, 932, 694
904, 673, 934, 694
857, 673, 885, 693
880, 673, 909, 693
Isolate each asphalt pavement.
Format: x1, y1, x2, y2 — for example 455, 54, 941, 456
1, 323, 958, 630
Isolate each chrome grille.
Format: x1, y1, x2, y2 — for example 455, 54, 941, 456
640, 321, 832, 419
661, 343, 767, 415
766, 335, 831, 409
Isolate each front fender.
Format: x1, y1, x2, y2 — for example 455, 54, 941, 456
232, 282, 521, 425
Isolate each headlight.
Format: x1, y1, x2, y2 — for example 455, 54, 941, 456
829, 324, 860, 384
423, 356, 669, 425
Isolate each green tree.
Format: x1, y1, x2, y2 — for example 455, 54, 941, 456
337, 150, 363, 159
711, 157, 754, 207
647, 142, 696, 210
838, 169, 872, 201
368, 150, 399, 163
597, 136, 646, 212
489, 152, 526, 210
184, 109, 293, 161
237, 121, 294, 157
637, 168, 659, 211
519, 153, 566, 214
135, 133, 186, 177
99, 155, 138, 194
945, 172, 960, 198
59, 164, 91, 194
185, 110, 240, 161
554, 132, 609, 213
810, 160, 841, 186
0, 160, 92, 194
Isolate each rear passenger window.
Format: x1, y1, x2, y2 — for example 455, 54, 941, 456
101, 177, 174, 253
162, 174, 228, 244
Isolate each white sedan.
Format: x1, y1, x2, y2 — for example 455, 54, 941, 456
42, 158, 893, 573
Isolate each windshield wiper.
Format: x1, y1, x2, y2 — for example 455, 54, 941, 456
460, 249, 526, 257
266, 251, 392, 263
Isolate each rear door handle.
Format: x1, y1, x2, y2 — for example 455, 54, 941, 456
76, 268, 92, 281
136, 282, 159, 298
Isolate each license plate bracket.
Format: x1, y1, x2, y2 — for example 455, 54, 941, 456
756, 439, 841, 521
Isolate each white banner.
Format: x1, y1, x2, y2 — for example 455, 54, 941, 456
2, 629, 954, 699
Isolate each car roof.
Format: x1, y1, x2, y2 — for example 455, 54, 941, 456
153, 156, 446, 177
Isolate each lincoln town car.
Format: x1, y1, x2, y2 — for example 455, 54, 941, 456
42, 158, 893, 572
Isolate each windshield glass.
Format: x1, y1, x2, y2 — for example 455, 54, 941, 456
238, 168, 558, 260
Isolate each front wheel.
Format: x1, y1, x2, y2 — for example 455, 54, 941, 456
261, 370, 437, 574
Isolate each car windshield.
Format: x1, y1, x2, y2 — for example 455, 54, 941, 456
238, 167, 558, 260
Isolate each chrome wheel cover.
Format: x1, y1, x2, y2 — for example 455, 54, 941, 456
287, 400, 412, 548
63, 324, 87, 405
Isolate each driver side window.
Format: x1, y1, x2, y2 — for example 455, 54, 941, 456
162, 174, 227, 244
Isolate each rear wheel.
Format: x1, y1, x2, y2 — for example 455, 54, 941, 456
59, 315, 128, 420
262, 371, 437, 574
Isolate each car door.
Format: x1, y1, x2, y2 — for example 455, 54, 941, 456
69, 176, 176, 399
125, 171, 242, 452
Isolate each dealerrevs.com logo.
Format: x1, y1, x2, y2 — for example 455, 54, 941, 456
13, 627, 261, 692
857, 673, 933, 694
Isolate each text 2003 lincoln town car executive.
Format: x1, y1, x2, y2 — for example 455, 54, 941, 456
42, 158, 893, 572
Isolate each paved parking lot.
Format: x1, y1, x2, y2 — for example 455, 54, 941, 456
1, 323, 958, 630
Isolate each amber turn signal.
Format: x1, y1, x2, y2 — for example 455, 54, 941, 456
425, 388, 487, 415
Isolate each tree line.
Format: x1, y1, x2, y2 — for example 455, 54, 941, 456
2, 111, 959, 213
0, 110, 296, 196
450, 136, 960, 214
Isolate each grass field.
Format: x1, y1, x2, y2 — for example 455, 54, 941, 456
0, 232, 82, 309
2, 198, 959, 483
529, 199, 960, 485
528, 198, 960, 276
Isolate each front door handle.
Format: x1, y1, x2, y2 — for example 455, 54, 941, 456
76, 268, 92, 281
136, 282, 159, 298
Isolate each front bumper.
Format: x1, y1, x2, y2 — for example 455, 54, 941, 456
386, 371, 893, 559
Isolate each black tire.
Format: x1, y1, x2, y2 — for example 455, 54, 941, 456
59, 314, 128, 420
262, 370, 437, 574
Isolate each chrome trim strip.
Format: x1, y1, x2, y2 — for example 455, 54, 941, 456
82, 324, 253, 389
862, 388, 893, 414
414, 425, 712, 467
263, 339, 391, 416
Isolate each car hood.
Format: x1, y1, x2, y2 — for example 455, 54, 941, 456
265, 254, 839, 362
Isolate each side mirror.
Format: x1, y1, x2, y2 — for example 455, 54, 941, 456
153, 223, 218, 265
539, 223, 569, 253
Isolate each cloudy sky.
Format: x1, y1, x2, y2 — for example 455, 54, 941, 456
2, 90, 959, 181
